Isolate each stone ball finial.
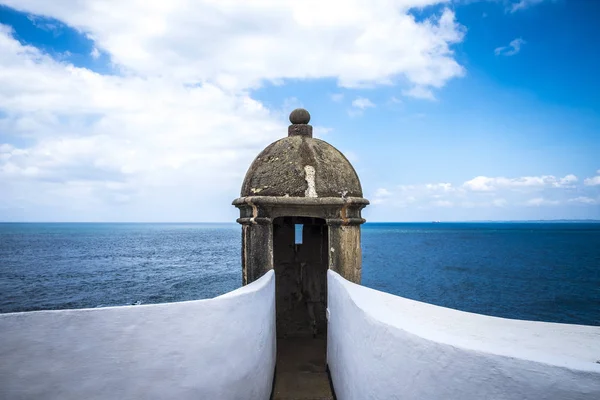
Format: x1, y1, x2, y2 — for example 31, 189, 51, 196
289, 108, 310, 125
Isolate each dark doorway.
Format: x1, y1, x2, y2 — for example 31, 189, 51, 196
271, 216, 334, 399
273, 216, 328, 338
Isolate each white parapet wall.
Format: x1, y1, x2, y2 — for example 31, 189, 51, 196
327, 270, 600, 400
0, 270, 275, 400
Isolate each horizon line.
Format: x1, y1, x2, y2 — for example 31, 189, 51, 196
1, 219, 599, 224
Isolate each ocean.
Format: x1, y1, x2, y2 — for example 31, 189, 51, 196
0, 222, 599, 326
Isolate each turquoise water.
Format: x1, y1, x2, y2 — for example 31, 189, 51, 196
1, 222, 599, 326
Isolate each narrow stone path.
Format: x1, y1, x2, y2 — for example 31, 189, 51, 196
272, 336, 335, 400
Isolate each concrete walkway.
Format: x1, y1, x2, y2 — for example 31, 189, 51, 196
271, 336, 335, 400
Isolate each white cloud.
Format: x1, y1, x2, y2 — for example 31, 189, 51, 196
1, 0, 465, 91
348, 96, 376, 117
27, 14, 62, 33
402, 86, 436, 100
431, 200, 453, 207
509, 0, 546, 13
371, 187, 392, 205
398, 182, 457, 196
0, 0, 468, 220
425, 182, 453, 191
559, 174, 578, 186
584, 170, 600, 186
385, 96, 404, 109
463, 174, 577, 191
568, 197, 599, 205
0, 25, 284, 220
492, 198, 507, 207
374, 182, 459, 209
526, 197, 560, 206
90, 47, 100, 59
367, 171, 597, 216
494, 38, 526, 56
375, 188, 392, 197
351, 97, 376, 110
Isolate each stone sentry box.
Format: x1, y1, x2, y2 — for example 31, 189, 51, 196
233, 109, 368, 338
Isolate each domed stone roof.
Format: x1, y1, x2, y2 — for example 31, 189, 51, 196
240, 109, 363, 198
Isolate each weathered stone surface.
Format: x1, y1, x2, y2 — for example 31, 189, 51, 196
328, 225, 362, 284
289, 108, 311, 125
233, 196, 368, 225
241, 223, 273, 285
235, 110, 368, 290
233, 109, 367, 400
240, 135, 363, 198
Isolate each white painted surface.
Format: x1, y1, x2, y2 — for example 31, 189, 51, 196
327, 270, 600, 400
304, 165, 318, 197
0, 270, 276, 400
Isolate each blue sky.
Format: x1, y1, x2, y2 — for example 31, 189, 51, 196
0, 0, 598, 222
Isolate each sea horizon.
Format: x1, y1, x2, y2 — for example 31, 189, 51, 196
2, 220, 600, 224
1, 221, 599, 326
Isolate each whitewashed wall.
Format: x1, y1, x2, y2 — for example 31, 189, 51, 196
327, 270, 600, 400
0, 270, 275, 400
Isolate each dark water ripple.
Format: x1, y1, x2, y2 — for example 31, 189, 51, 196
0, 223, 241, 312
1, 222, 599, 326
361, 223, 600, 326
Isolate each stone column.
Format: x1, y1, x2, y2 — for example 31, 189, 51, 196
239, 218, 273, 285
327, 222, 362, 284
